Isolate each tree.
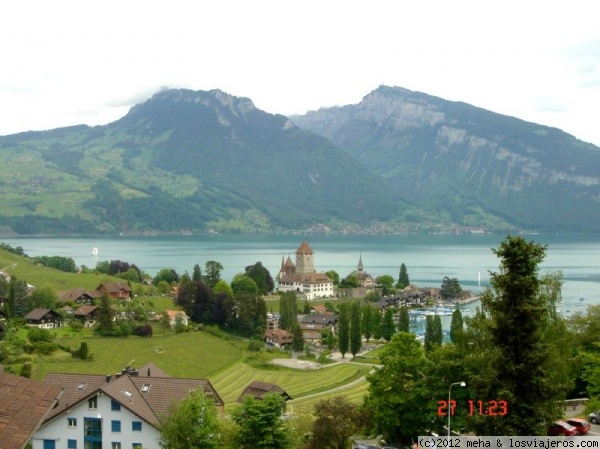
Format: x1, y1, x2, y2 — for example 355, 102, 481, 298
279, 291, 297, 331
350, 301, 362, 357
159, 389, 221, 449
325, 270, 340, 285
321, 328, 337, 351
204, 260, 224, 287
466, 235, 570, 436
381, 308, 396, 342
361, 304, 374, 342
95, 295, 115, 336
339, 273, 360, 288
231, 275, 259, 296
26, 283, 57, 311
424, 315, 442, 351
8, 277, 28, 318
291, 321, 304, 352
192, 263, 202, 282
234, 292, 267, 337
231, 393, 291, 449
365, 332, 432, 445
153, 268, 179, 286
449, 308, 464, 344
372, 311, 382, 341
398, 307, 410, 333
338, 303, 350, 358
375, 275, 394, 290
245, 261, 275, 295
309, 396, 365, 449
397, 263, 410, 289
440, 276, 462, 300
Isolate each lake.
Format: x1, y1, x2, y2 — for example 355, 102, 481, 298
2, 234, 599, 316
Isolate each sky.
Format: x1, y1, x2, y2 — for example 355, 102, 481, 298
1, 0, 599, 146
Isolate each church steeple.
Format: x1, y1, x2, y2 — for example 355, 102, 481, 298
357, 253, 364, 274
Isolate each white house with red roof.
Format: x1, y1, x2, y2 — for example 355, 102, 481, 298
277, 242, 334, 300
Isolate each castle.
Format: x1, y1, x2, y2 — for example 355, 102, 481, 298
277, 242, 334, 300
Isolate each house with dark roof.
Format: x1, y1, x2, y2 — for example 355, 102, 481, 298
58, 288, 100, 305
298, 314, 338, 344
95, 282, 132, 300
73, 305, 99, 327
32, 364, 223, 449
0, 372, 64, 449
277, 242, 334, 300
264, 329, 293, 348
23, 308, 62, 329
237, 381, 292, 412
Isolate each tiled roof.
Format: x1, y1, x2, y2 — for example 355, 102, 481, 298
295, 241, 313, 255
73, 305, 98, 317
44, 366, 223, 428
0, 372, 64, 449
237, 381, 292, 402
96, 282, 132, 293
57, 288, 100, 301
23, 308, 55, 321
279, 272, 333, 285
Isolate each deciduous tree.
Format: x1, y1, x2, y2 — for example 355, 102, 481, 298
309, 396, 365, 449
231, 393, 291, 449
159, 389, 221, 449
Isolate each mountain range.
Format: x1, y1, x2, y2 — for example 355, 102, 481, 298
0, 85, 599, 235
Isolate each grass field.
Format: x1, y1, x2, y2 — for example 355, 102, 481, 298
211, 362, 370, 404
288, 377, 371, 414
31, 330, 246, 380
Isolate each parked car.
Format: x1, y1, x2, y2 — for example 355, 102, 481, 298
589, 410, 600, 425
548, 421, 579, 436
566, 418, 591, 435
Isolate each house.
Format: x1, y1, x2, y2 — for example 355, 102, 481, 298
277, 242, 334, 300
96, 282, 132, 300
298, 314, 338, 344
237, 381, 292, 412
58, 288, 100, 305
264, 329, 293, 348
23, 309, 62, 329
33, 364, 224, 449
356, 254, 375, 289
163, 310, 190, 328
0, 372, 64, 449
310, 304, 330, 314
73, 305, 99, 327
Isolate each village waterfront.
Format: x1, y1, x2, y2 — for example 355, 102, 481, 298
3, 233, 599, 321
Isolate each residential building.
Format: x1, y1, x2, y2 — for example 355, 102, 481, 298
33, 364, 223, 449
277, 242, 334, 300
264, 329, 292, 348
24, 309, 62, 329
237, 381, 292, 412
73, 305, 99, 327
163, 310, 190, 328
58, 289, 100, 305
0, 372, 64, 449
96, 282, 132, 300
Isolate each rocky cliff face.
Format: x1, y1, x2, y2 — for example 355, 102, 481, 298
293, 85, 600, 232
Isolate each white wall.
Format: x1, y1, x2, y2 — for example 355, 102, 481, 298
32, 394, 161, 449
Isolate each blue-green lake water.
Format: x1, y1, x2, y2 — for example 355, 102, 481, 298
3, 234, 599, 317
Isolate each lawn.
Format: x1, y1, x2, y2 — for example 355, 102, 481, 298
210, 362, 369, 405
288, 377, 371, 414
32, 330, 245, 380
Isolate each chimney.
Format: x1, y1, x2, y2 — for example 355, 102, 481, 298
106, 375, 111, 384
147, 368, 150, 377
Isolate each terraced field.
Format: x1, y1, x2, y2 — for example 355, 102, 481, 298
210, 362, 370, 405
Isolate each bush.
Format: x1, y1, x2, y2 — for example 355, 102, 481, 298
134, 324, 153, 337
33, 341, 58, 355
20, 362, 32, 378
69, 320, 84, 331
247, 338, 264, 352
27, 327, 54, 343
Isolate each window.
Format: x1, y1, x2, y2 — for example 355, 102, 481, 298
111, 420, 121, 433
68, 417, 77, 428
111, 399, 121, 411
76, 382, 87, 390
88, 395, 97, 409
67, 440, 77, 449
132, 421, 142, 431
111, 444, 121, 449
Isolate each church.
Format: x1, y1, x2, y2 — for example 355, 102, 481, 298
277, 242, 334, 300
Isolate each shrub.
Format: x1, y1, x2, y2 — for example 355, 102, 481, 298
27, 327, 53, 343
20, 362, 32, 378
69, 320, 84, 331
247, 338, 264, 352
33, 341, 58, 355
134, 324, 153, 337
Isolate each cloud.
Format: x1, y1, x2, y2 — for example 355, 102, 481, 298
105, 85, 171, 108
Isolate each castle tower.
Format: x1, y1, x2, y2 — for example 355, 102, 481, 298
295, 241, 314, 275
